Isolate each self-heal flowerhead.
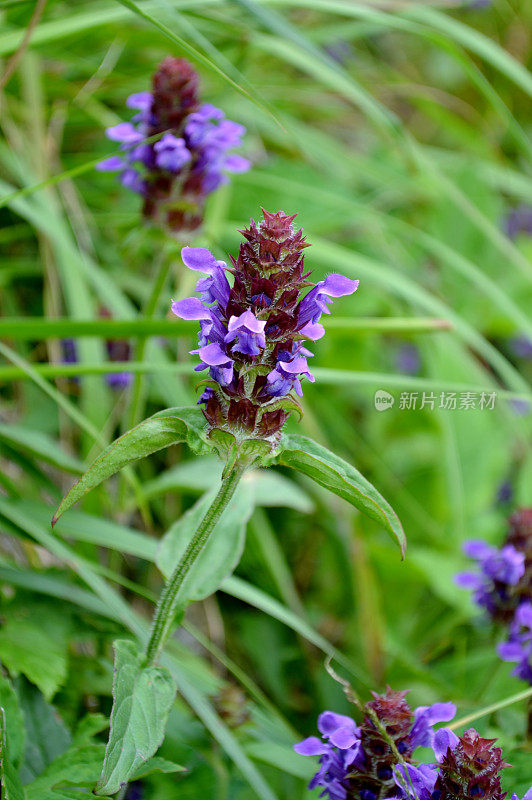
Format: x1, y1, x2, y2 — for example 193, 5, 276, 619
171, 209, 358, 449
294, 687, 455, 800
456, 537, 526, 624
395, 727, 532, 800
97, 57, 250, 235
457, 509, 532, 685
433, 728, 510, 800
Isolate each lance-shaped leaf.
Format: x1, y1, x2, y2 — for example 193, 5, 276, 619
156, 482, 255, 600
52, 407, 208, 526
95, 640, 176, 796
276, 434, 406, 556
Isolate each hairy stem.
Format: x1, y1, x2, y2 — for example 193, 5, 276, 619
144, 460, 244, 665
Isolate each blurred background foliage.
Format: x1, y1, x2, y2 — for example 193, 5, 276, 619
0, 0, 531, 797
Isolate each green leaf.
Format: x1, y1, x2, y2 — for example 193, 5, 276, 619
95, 640, 176, 796
24, 748, 183, 798
28, 792, 92, 800
24, 744, 105, 798
275, 435, 406, 556
17, 681, 71, 784
156, 483, 255, 601
52, 407, 209, 525
0, 708, 25, 800
23, 719, 182, 797
0, 616, 68, 701
131, 756, 185, 780
0, 672, 25, 768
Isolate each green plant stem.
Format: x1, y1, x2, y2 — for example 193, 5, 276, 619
144, 460, 245, 666
528, 696, 532, 742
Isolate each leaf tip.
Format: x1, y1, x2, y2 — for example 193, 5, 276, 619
51, 513, 59, 528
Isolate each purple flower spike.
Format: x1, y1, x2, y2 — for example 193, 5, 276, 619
457, 509, 532, 686
170, 210, 359, 444
97, 58, 250, 234
294, 688, 457, 800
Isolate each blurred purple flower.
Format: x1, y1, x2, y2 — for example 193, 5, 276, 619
97, 58, 250, 234
510, 335, 532, 360
395, 344, 420, 376
504, 206, 532, 240
457, 510, 532, 686
496, 479, 514, 506
456, 539, 524, 619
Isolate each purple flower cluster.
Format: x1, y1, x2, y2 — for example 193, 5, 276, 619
395, 727, 532, 800
456, 539, 525, 619
296, 697, 532, 800
97, 57, 250, 233
457, 509, 532, 685
171, 209, 358, 443
294, 688, 455, 800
